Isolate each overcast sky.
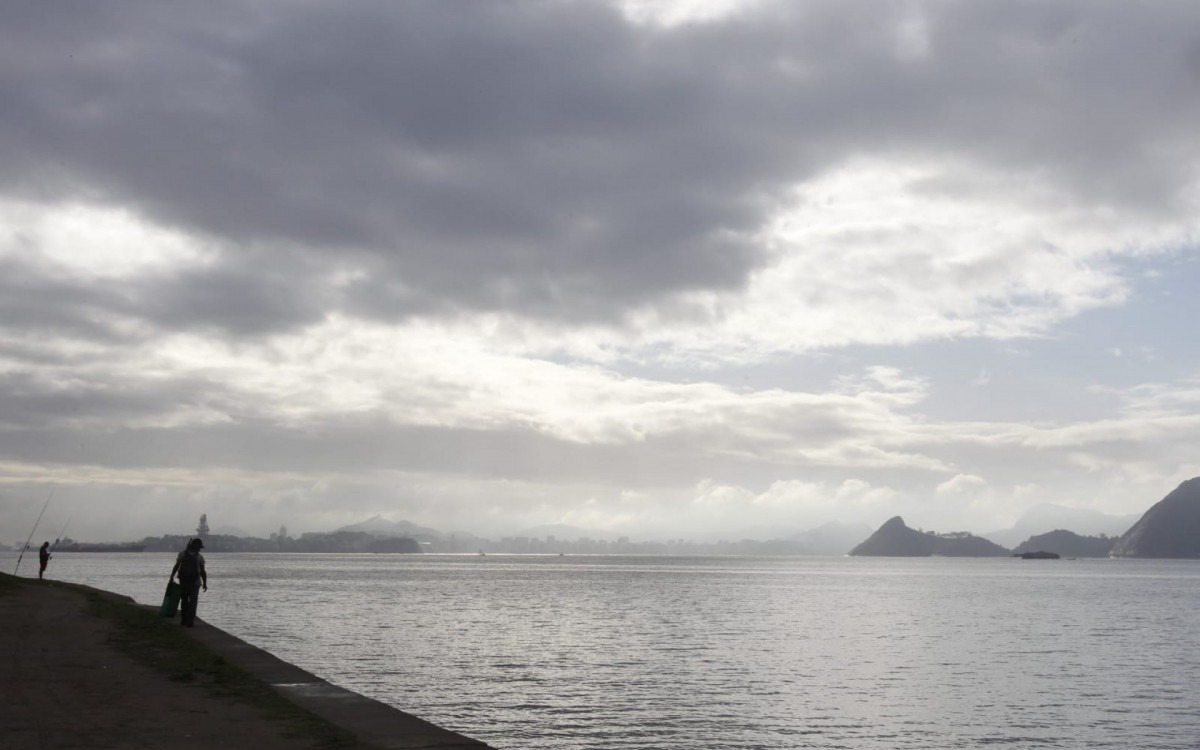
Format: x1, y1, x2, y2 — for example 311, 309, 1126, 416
3, 0, 1199, 544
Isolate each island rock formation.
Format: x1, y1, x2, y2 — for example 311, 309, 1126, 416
849, 516, 1010, 557
1110, 478, 1200, 558
1012, 530, 1114, 558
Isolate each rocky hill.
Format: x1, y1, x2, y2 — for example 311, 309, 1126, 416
336, 515, 443, 541
1110, 478, 1200, 558
984, 504, 1138, 548
849, 516, 1010, 557
1012, 530, 1114, 558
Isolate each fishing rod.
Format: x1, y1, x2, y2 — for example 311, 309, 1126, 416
14, 489, 54, 576
50, 517, 72, 552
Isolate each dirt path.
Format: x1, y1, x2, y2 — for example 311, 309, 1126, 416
0, 579, 350, 750
0, 571, 393, 744
1, 576, 494, 750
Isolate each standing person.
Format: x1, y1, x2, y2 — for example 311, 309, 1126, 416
38, 541, 51, 580
169, 538, 208, 627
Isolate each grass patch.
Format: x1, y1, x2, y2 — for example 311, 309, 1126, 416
83, 588, 361, 749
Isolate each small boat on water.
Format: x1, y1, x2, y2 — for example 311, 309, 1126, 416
1014, 550, 1060, 559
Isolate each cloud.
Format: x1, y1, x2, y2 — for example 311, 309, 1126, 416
0, 305, 954, 480
2, 1, 1197, 352
936, 473, 987, 496
2, 1, 1199, 542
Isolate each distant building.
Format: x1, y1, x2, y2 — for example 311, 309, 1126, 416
197, 514, 210, 541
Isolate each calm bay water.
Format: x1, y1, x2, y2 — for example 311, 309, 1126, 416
17, 552, 1200, 749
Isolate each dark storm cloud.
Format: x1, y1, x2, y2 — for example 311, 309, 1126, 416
2, 0, 1198, 336
0, 245, 328, 340
138, 252, 332, 336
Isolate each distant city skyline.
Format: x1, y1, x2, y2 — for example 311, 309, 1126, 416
2, 1, 1199, 543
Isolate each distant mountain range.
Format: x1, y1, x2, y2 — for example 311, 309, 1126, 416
851, 479, 1200, 558
44, 479, 1196, 557
983, 504, 1138, 549
334, 517, 873, 556
330, 478, 1200, 559
336, 515, 446, 540
786, 521, 875, 556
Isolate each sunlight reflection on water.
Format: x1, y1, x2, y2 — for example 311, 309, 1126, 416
28, 552, 1200, 750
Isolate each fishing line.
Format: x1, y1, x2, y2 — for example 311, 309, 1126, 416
14, 488, 54, 575
50, 517, 72, 552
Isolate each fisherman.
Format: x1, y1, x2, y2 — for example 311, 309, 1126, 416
169, 538, 208, 627
38, 541, 51, 580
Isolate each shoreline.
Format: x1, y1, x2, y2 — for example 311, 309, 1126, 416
0, 572, 494, 749
175, 593, 494, 749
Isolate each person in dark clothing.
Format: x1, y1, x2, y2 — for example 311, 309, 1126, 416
38, 541, 51, 580
169, 538, 208, 627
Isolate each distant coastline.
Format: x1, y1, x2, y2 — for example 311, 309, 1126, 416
57, 543, 148, 553
29, 477, 1200, 559
48, 531, 423, 555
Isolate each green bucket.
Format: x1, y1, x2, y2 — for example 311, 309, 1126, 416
160, 581, 181, 617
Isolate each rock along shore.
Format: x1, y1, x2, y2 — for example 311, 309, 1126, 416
0, 573, 494, 750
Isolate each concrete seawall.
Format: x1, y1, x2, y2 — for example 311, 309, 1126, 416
0, 574, 495, 750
